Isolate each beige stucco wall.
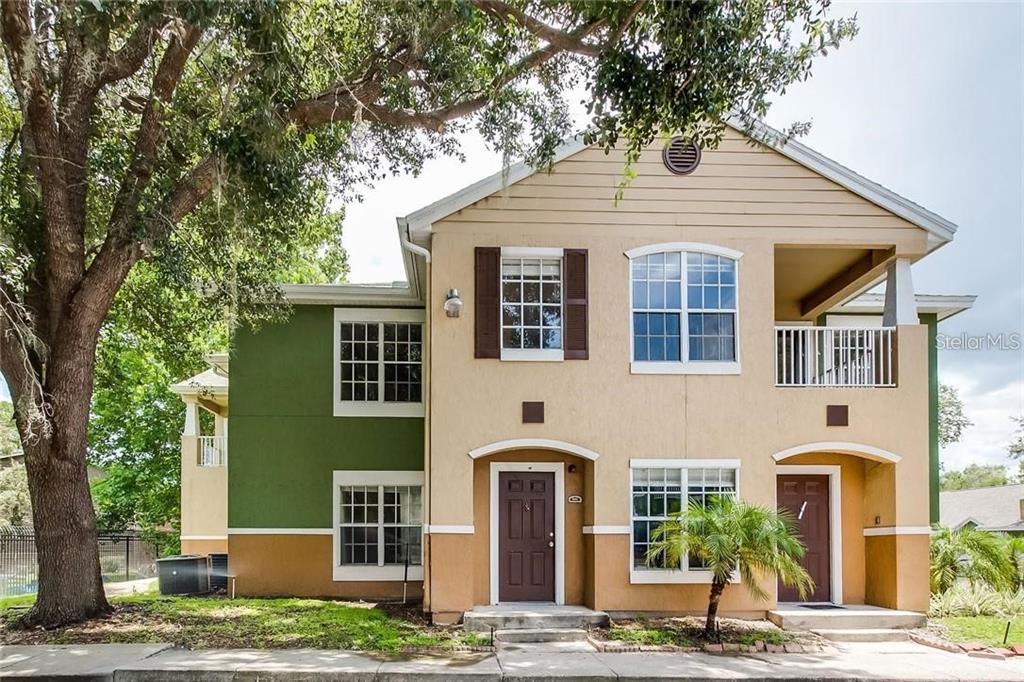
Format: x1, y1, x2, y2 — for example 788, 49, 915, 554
180, 435, 228, 545
424, 129, 932, 616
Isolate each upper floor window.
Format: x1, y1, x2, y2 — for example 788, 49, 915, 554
333, 308, 424, 417
500, 247, 564, 361
626, 243, 742, 375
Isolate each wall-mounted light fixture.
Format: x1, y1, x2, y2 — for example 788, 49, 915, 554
443, 288, 463, 318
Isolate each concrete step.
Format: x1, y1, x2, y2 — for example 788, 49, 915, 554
768, 606, 925, 631
812, 628, 912, 643
495, 628, 588, 643
464, 605, 609, 632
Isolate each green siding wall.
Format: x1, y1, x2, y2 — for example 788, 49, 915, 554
229, 305, 424, 528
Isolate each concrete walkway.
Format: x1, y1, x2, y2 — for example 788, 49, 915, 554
3, 641, 1024, 680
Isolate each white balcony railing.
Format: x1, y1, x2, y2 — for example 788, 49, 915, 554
198, 436, 227, 467
776, 327, 896, 387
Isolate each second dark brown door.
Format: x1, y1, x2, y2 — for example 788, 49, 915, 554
498, 471, 555, 602
777, 474, 831, 602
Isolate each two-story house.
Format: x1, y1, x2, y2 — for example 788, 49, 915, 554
173, 121, 974, 624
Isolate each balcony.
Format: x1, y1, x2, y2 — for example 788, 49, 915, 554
198, 436, 228, 467
776, 326, 896, 387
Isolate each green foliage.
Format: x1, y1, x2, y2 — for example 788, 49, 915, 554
938, 383, 972, 447
1009, 536, 1024, 592
0, 400, 19, 459
1009, 416, 1024, 462
930, 526, 1014, 594
929, 583, 1024, 622
940, 464, 1011, 492
87, 263, 225, 549
645, 496, 812, 634
0, 461, 31, 527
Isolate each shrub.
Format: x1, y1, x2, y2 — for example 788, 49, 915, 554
929, 583, 1024, 618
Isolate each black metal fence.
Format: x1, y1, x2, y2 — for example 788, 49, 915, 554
0, 526, 159, 597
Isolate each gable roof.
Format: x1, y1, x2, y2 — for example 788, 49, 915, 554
402, 119, 957, 248
940, 484, 1024, 531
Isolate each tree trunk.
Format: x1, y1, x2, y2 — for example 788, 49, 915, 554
704, 579, 727, 637
14, 327, 110, 628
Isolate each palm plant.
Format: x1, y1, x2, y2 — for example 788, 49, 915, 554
1006, 535, 1024, 592
929, 526, 1013, 594
645, 496, 813, 637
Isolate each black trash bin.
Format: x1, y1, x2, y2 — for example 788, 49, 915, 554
156, 555, 210, 595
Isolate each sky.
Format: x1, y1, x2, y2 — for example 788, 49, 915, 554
2, 2, 1022, 473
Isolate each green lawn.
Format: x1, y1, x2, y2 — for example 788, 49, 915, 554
934, 617, 1024, 647
0, 591, 488, 651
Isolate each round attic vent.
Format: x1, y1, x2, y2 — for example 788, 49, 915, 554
662, 137, 701, 175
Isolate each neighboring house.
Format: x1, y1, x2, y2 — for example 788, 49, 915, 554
173, 121, 975, 622
171, 353, 229, 555
940, 484, 1024, 534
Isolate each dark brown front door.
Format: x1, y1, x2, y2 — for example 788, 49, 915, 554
777, 474, 831, 602
498, 471, 555, 602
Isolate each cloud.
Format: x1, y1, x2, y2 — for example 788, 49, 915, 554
941, 369, 1024, 471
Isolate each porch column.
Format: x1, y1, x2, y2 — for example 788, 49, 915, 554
882, 258, 917, 326
182, 399, 200, 436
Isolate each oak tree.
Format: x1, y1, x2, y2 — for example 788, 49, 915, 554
0, 0, 854, 626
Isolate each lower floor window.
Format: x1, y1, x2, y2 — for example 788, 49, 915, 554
631, 463, 738, 571
335, 473, 423, 572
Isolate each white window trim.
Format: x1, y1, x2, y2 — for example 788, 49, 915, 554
332, 470, 425, 582
333, 308, 425, 418
499, 246, 565, 362
628, 459, 741, 585
775, 464, 843, 605
489, 461, 565, 605
627, 244, 742, 375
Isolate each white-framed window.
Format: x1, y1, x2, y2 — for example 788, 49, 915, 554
629, 459, 740, 584
333, 308, 425, 417
500, 246, 564, 361
332, 470, 425, 581
626, 243, 742, 375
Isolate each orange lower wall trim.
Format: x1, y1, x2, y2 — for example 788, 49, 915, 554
229, 534, 423, 600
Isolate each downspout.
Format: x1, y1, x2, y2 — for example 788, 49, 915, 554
398, 218, 431, 263
397, 218, 433, 611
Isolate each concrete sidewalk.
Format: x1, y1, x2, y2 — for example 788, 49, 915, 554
3, 641, 1024, 680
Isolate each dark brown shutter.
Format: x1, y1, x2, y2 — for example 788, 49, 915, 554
475, 247, 501, 358
563, 249, 588, 360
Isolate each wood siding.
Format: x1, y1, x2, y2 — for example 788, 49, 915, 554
439, 129, 921, 239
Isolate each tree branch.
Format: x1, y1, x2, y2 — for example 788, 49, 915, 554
1, 0, 80, 329
100, 16, 165, 85
107, 21, 202, 240
472, 0, 605, 57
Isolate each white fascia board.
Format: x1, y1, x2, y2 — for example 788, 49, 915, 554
403, 135, 590, 236
835, 292, 977, 321
281, 283, 422, 307
724, 117, 957, 245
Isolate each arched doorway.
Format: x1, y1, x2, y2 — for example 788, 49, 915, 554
469, 439, 599, 605
772, 442, 904, 607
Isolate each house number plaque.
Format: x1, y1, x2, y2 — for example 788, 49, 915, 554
567, 495, 583, 504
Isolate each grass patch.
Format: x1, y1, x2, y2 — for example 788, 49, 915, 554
604, 616, 793, 648
933, 617, 1024, 647
0, 593, 484, 651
